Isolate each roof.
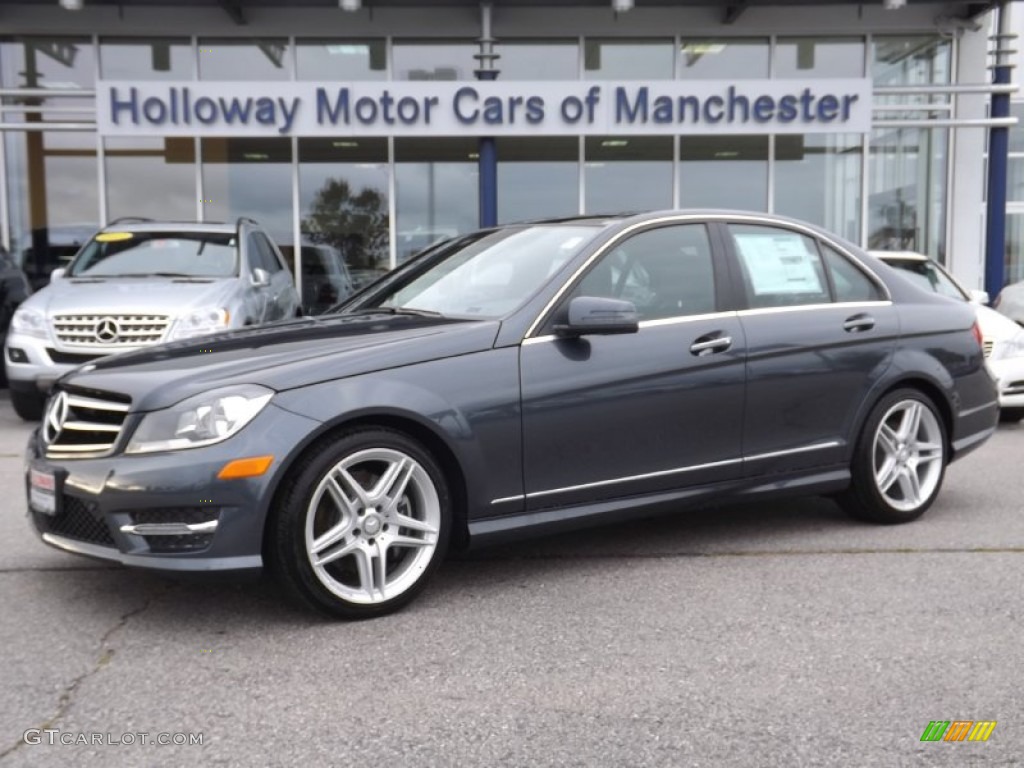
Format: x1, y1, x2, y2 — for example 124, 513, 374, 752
102, 221, 238, 235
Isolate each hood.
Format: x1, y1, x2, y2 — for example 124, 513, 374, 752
58, 313, 501, 412
975, 304, 1023, 341
24, 276, 236, 317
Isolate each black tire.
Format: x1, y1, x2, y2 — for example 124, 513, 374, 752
999, 408, 1024, 424
839, 388, 948, 524
268, 427, 452, 619
10, 388, 45, 421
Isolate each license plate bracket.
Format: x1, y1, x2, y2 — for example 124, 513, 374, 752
28, 464, 63, 517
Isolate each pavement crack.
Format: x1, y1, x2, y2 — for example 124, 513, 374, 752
0, 590, 163, 762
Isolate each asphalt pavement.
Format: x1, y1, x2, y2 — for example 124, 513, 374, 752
0, 388, 1020, 767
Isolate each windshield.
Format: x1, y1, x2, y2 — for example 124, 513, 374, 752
355, 225, 599, 319
69, 232, 237, 278
885, 258, 967, 301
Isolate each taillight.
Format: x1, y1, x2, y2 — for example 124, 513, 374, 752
971, 320, 984, 349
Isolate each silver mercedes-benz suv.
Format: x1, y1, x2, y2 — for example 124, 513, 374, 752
4, 217, 301, 420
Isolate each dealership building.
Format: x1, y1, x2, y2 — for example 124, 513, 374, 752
0, 0, 1020, 300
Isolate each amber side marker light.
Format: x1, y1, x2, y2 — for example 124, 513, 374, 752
217, 456, 274, 480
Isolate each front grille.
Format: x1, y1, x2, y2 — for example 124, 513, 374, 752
52, 313, 170, 348
1005, 380, 1024, 396
983, 339, 994, 358
33, 496, 115, 546
46, 348, 103, 365
44, 388, 132, 459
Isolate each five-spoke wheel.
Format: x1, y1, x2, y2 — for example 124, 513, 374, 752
270, 428, 451, 618
840, 389, 948, 524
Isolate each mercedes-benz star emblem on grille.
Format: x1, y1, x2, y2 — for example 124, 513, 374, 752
43, 391, 69, 445
94, 317, 120, 344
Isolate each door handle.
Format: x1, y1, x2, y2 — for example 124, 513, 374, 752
843, 314, 875, 333
690, 334, 732, 356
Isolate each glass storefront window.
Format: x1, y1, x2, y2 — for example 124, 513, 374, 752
296, 39, 387, 80
395, 138, 478, 263
1, 37, 95, 124
872, 36, 951, 86
868, 128, 947, 259
775, 134, 862, 243
100, 38, 193, 80
584, 136, 672, 214
679, 136, 768, 211
198, 38, 291, 80
200, 138, 293, 245
105, 137, 196, 221
502, 40, 578, 80
584, 39, 674, 80
497, 138, 578, 223
1006, 213, 1024, 286
679, 39, 769, 79
297, 138, 390, 307
5, 131, 98, 289
775, 37, 865, 78
1009, 103, 1024, 153
393, 41, 476, 81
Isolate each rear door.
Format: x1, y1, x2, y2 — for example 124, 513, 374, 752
519, 221, 747, 510
719, 221, 899, 476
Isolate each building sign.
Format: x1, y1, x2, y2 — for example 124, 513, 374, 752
98, 80, 872, 137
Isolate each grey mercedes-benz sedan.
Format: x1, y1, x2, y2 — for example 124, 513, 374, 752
24, 211, 998, 618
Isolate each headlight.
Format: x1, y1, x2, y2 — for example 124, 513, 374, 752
168, 308, 230, 340
10, 308, 48, 339
996, 330, 1024, 360
125, 384, 272, 454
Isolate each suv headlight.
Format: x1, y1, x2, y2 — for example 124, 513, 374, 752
168, 308, 230, 341
10, 308, 48, 339
125, 384, 273, 454
996, 330, 1024, 360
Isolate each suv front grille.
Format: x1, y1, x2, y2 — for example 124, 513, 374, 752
44, 389, 132, 459
52, 314, 170, 348
983, 339, 994, 358
33, 497, 115, 547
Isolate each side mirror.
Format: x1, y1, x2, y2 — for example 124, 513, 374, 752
554, 296, 640, 337
50, 268, 65, 282
969, 288, 990, 305
251, 268, 271, 288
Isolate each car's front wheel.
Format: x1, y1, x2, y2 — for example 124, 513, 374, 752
839, 389, 947, 524
269, 427, 451, 618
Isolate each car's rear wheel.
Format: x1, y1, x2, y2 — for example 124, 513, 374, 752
999, 407, 1024, 424
10, 388, 45, 421
839, 389, 947, 524
269, 427, 451, 618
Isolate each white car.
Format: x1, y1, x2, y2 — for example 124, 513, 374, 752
872, 251, 1024, 423
994, 280, 1024, 325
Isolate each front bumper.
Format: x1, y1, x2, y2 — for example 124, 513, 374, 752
25, 401, 319, 572
989, 355, 1024, 409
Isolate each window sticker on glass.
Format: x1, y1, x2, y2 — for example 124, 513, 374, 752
734, 234, 824, 295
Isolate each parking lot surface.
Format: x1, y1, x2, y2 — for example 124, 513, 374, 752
0, 389, 1021, 767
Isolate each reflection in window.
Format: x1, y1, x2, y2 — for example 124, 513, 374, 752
775, 134, 862, 243
1010, 103, 1024, 153
201, 138, 293, 245
198, 38, 291, 80
775, 37, 865, 78
100, 38, 193, 80
395, 138, 479, 263
297, 138, 389, 309
584, 39, 673, 80
872, 36, 951, 86
0, 37, 95, 124
868, 128, 947, 259
679, 39, 769, 79
497, 138, 578, 224
1006, 213, 1024, 286
585, 137, 672, 215
502, 40, 578, 79
105, 137, 196, 221
296, 39, 387, 80
392, 41, 476, 81
680, 136, 768, 211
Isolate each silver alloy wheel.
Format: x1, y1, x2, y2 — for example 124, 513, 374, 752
304, 447, 441, 605
872, 399, 944, 512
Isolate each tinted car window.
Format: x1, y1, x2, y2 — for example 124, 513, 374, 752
571, 224, 716, 321
884, 258, 965, 300
256, 234, 285, 274
69, 232, 237, 278
729, 224, 830, 308
821, 244, 883, 302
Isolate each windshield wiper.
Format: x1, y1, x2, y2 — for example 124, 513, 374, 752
344, 306, 445, 318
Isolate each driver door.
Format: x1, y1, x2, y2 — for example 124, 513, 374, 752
519, 222, 747, 510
